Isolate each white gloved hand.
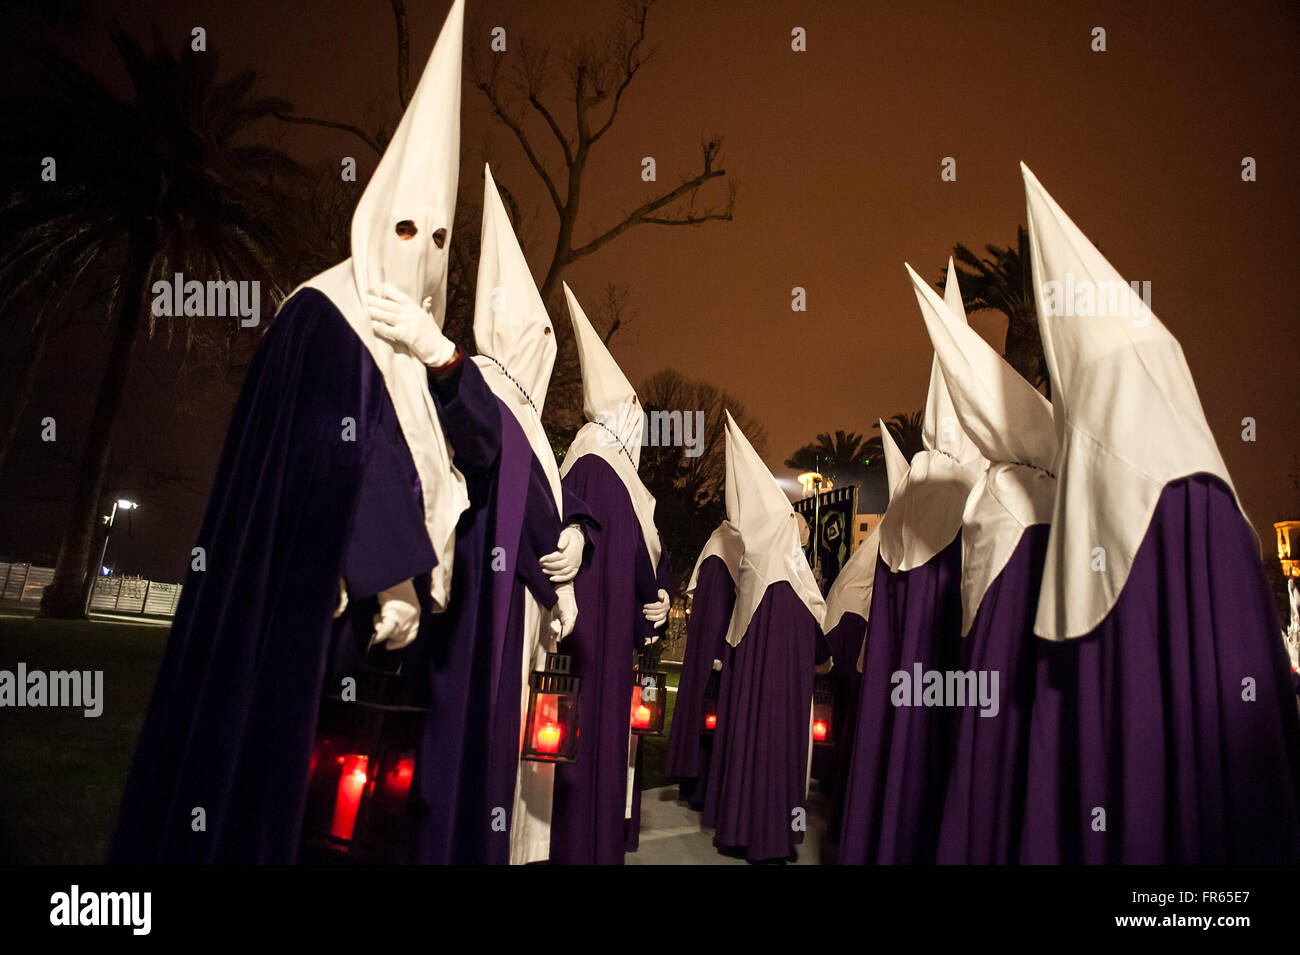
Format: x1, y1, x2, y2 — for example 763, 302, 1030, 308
712, 658, 723, 672
550, 582, 578, 641
365, 283, 456, 367
371, 578, 421, 651
333, 578, 349, 619
539, 525, 585, 583
642, 588, 670, 629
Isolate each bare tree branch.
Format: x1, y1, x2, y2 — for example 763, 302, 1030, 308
590, 0, 652, 141
570, 141, 730, 261
272, 111, 383, 156
389, 0, 412, 109
474, 73, 566, 214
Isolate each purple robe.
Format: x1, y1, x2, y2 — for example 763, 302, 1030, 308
934, 524, 1049, 864
625, 552, 672, 852
838, 536, 963, 865
109, 289, 437, 863
702, 582, 820, 862
1020, 475, 1300, 863
665, 556, 737, 809
550, 454, 661, 865
821, 612, 867, 841
409, 357, 579, 865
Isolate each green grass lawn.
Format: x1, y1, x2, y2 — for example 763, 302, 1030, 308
0, 615, 167, 864
0, 614, 682, 864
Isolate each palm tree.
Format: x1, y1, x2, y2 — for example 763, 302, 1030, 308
946, 227, 1050, 395
860, 411, 924, 468
0, 28, 299, 617
784, 430, 870, 472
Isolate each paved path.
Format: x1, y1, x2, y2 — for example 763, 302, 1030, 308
627, 784, 838, 865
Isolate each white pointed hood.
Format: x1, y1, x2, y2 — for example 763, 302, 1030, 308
1022, 163, 1237, 640
299, 0, 468, 610
880, 418, 910, 499
827, 418, 907, 639
878, 266, 981, 573
472, 164, 561, 506
723, 412, 825, 646
686, 520, 744, 597
351, 0, 463, 322
560, 283, 660, 566
907, 261, 1057, 634
566, 283, 644, 466
823, 522, 881, 636
922, 261, 986, 471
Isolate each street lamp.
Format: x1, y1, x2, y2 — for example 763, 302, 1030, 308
84, 497, 139, 614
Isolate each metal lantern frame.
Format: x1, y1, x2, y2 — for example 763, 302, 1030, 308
631, 651, 669, 736
301, 647, 426, 864
811, 674, 835, 746
521, 652, 582, 764
701, 668, 721, 734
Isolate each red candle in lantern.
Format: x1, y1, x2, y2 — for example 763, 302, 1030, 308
812, 719, 828, 742
331, 754, 369, 841
632, 704, 652, 729
384, 756, 415, 802
536, 721, 563, 754
704, 714, 717, 730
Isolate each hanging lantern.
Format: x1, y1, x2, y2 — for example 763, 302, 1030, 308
812, 674, 834, 746
701, 668, 721, 734
631, 651, 668, 736
522, 653, 581, 763
301, 646, 427, 863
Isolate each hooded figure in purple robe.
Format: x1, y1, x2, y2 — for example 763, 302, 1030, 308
548, 284, 669, 865
838, 274, 983, 865
665, 521, 743, 809
368, 164, 589, 864
702, 413, 827, 862
109, 2, 471, 864
817, 421, 905, 842
1015, 164, 1300, 863
902, 261, 1059, 865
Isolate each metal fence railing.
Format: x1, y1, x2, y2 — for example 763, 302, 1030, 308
0, 562, 182, 618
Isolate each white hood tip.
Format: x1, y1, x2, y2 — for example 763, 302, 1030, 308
723, 411, 825, 647
919, 268, 984, 474
563, 282, 644, 466
1020, 162, 1236, 641
904, 262, 1056, 471
350, 0, 464, 326
474, 162, 557, 414
879, 418, 909, 502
